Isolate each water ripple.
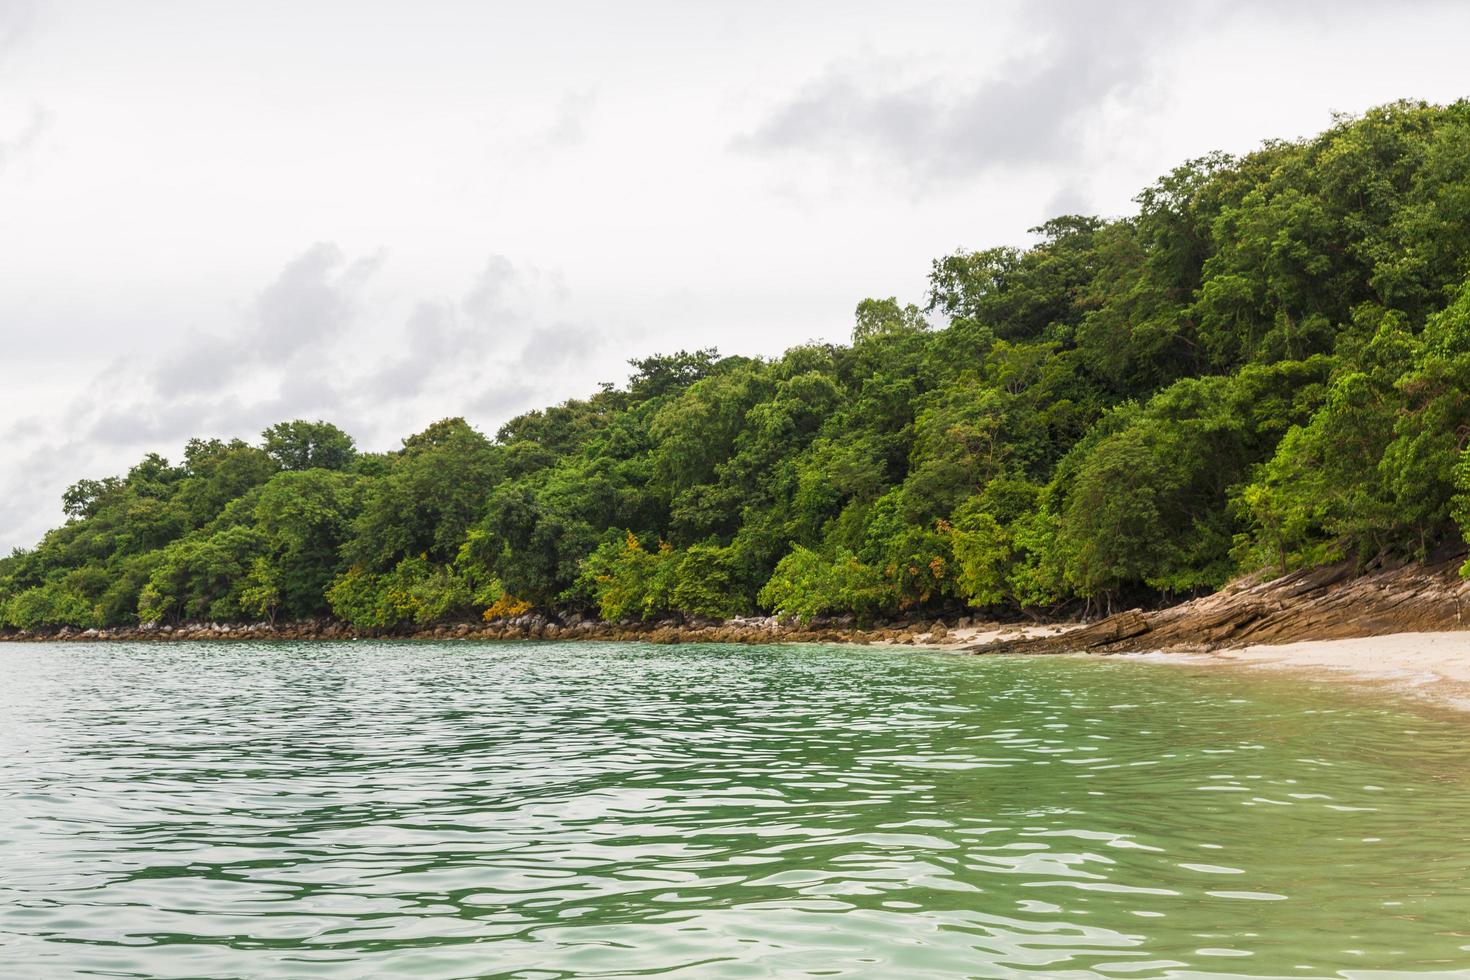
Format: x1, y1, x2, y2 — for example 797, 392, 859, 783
2, 641, 1470, 978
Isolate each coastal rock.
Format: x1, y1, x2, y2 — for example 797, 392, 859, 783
972, 555, 1470, 655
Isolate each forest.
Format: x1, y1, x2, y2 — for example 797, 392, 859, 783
6, 100, 1470, 631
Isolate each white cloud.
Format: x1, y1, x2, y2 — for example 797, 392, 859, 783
0, 0, 35, 57
540, 89, 597, 152
735, 2, 1190, 191
149, 242, 383, 398
0, 101, 46, 169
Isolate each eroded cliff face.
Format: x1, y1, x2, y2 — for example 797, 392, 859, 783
973, 556, 1470, 655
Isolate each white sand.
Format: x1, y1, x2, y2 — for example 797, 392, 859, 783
948, 624, 1074, 646
878, 623, 1470, 712
1124, 631, 1470, 712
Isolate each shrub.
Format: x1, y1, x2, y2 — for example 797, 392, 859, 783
4, 581, 97, 629
757, 546, 897, 622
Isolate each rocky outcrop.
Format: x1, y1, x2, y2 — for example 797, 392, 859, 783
972, 555, 1470, 655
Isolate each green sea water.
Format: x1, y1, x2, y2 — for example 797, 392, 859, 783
2, 642, 1469, 979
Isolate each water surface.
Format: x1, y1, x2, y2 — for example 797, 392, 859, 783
2, 641, 1469, 978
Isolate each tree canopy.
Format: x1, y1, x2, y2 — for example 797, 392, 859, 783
8, 101, 1470, 629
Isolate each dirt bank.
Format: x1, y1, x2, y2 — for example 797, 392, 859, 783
971, 556, 1470, 656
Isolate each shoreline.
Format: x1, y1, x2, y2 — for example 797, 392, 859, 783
0, 617, 1071, 649
1112, 632, 1470, 715
8, 616, 1470, 712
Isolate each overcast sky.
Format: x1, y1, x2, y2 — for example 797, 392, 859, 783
2, 0, 1468, 552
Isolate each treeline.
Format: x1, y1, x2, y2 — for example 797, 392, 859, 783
7, 100, 1470, 630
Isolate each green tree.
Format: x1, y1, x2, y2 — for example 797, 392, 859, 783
261, 420, 358, 471
757, 546, 896, 622
852, 297, 927, 344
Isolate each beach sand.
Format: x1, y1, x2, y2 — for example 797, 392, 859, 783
1115, 631, 1470, 713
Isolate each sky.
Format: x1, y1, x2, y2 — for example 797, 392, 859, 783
2, 0, 1469, 553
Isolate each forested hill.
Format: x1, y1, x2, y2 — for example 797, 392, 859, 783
7, 99, 1470, 632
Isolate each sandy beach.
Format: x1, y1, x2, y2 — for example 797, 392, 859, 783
930, 619, 1470, 713
1105, 631, 1470, 713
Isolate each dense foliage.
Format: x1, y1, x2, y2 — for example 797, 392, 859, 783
8, 101, 1470, 629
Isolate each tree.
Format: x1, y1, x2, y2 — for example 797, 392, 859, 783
239, 557, 282, 625
137, 525, 266, 624
261, 420, 357, 471
852, 297, 927, 344
254, 468, 364, 617
62, 478, 122, 520
757, 546, 896, 622
344, 418, 501, 570
626, 348, 723, 401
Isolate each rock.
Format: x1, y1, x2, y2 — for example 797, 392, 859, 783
972, 554, 1470, 655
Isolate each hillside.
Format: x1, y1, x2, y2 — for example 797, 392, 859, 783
6, 100, 1470, 633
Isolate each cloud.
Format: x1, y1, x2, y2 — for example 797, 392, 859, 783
72, 247, 592, 460
734, 1, 1202, 187
150, 242, 383, 397
1044, 183, 1094, 220
0, 0, 35, 57
457, 314, 603, 424
0, 2, 48, 173
0, 102, 47, 169
253, 242, 381, 359
362, 255, 597, 416
515, 319, 598, 372
462, 254, 528, 326
34, 241, 386, 471
0, 439, 85, 554
361, 301, 457, 401
87, 396, 227, 446
739, 0, 1469, 195
461, 256, 599, 378
540, 89, 597, 151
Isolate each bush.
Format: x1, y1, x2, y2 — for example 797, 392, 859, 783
757, 546, 897, 622
579, 532, 679, 621
3, 581, 97, 629
672, 543, 746, 619
136, 525, 265, 624
327, 556, 495, 627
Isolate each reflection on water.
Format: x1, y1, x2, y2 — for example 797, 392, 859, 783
2, 641, 1469, 978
